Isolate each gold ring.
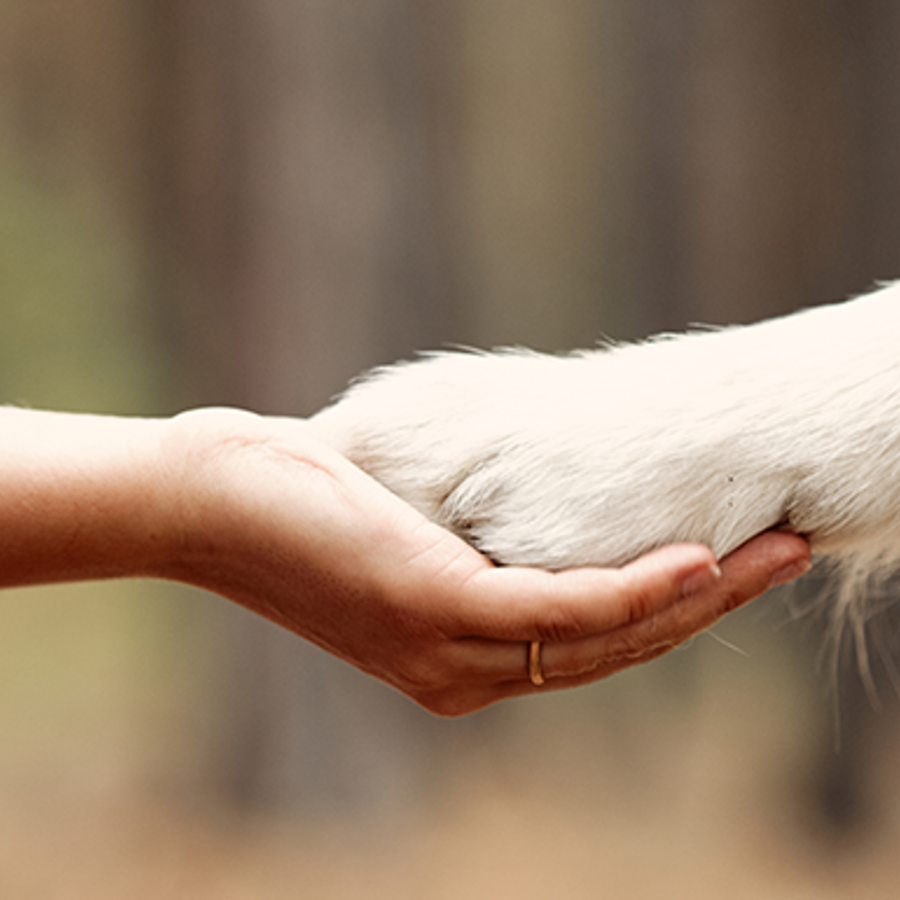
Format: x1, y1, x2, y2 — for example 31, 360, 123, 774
528, 640, 545, 687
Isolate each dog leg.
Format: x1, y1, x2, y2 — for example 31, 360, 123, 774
311, 282, 900, 631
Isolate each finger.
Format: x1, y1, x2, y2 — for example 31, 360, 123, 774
553, 530, 811, 675
447, 530, 811, 685
395, 532, 811, 716
448, 543, 723, 642
413, 632, 689, 715
539, 530, 811, 683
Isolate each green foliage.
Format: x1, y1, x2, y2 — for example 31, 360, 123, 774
0, 148, 189, 779
0, 149, 159, 413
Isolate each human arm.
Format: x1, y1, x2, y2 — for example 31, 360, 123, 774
0, 406, 811, 715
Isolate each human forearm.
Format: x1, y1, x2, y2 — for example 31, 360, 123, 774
0, 408, 172, 587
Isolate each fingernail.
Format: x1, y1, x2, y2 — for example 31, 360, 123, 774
680, 562, 722, 598
767, 558, 812, 589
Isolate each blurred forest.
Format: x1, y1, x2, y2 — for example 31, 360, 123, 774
3, 1, 900, 897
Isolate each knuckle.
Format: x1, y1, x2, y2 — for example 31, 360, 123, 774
598, 616, 678, 665
620, 585, 658, 624
615, 568, 676, 623
533, 601, 588, 643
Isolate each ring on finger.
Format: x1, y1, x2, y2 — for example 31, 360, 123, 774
528, 640, 545, 687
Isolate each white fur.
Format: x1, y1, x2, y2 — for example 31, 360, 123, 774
310, 282, 900, 640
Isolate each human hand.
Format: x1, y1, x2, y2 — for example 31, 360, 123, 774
163, 409, 811, 716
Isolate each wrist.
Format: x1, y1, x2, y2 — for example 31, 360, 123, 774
154, 407, 281, 590
0, 408, 175, 587
155, 407, 368, 615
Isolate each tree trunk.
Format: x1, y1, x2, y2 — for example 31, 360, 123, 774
139, 0, 471, 816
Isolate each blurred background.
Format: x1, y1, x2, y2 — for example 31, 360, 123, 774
3, 1, 900, 896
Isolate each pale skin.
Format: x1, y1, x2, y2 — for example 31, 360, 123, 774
0, 406, 811, 716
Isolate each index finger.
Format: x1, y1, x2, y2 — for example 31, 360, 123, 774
452, 542, 722, 642
450, 530, 811, 645
534, 529, 812, 685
